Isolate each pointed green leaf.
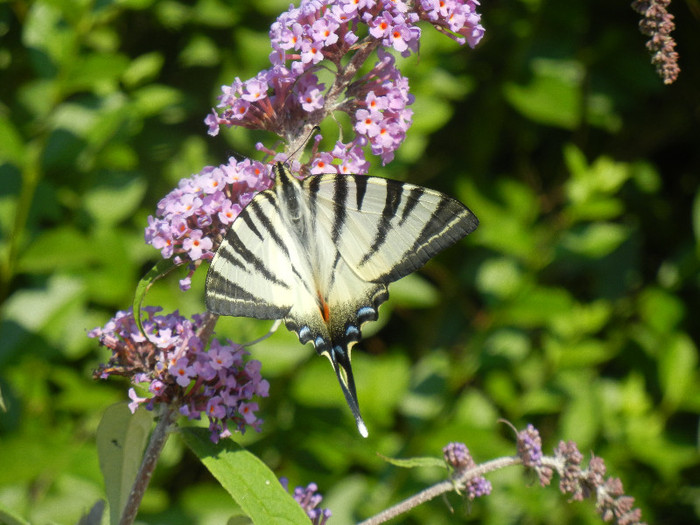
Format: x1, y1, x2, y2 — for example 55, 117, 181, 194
659, 333, 698, 411
377, 453, 446, 469
83, 173, 148, 226
0, 503, 30, 525
0, 116, 26, 166
693, 188, 700, 247
181, 428, 309, 525
77, 500, 106, 525
133, 257, 181, 336
96, 403, 154, 525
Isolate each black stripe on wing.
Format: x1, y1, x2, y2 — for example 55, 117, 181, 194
240, 200, 265, 242
354, 176, 368, 210
205, 268, 292, 319
222, 229, 290, 289
250, 194, 290, 257
359, 179, 403, 265
307, 175, 321, 224
331, 176, 349, 244
375, 194, 479, 283
398, 186, 424, 226
276, 164, 302, 222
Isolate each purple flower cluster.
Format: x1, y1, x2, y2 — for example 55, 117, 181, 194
306, 137, 371, 175
516, 423, 552, 487
552, 441, 646, 525
144, 157, 273, 288
442, 442, 492, 501
632, 0, 680, 84
206, 0, 484, 166
89, 307, 270, 442
517, 424, 543, 467
280, 478, 332, 525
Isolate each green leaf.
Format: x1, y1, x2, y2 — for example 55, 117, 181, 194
545, 337, 612, 368
561, 223, 630, 258
77, 501, 105, 525
457, 178, 544, 264
549, 300, 612, 340
181, 428, 309, 525
361, 352, 411, 426
193, 0, 240, 27
476, 257, 524, 299
565, 147, 632, 205
23, 2, 75, 69
133, 257, 182, 336
693, 188, 700, 247
388, 273, 439, 308
64, 53, 131, 94
180, 35, 221, 68
505, 286, 574, 329
0, 116, 26, 167
122, 52, 165, 88
504, 59, 583, 130
96, 403, 154, 525
638, 287, 684, 334
659, 333, 698, 411
83, 173, 148, 226
132, 84, 184, 117
16, 226, 94, 274
0, 503, 31, 525
1, 274, 84, 334
483, 329, 531, 362
558, 373, 599, 449
377, 453, 445, 469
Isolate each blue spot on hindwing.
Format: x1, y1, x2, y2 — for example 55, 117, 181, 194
345, 324, 360, 338
298, 326, 311, 342
314, 336, 329, 352
357, 306, 377, 323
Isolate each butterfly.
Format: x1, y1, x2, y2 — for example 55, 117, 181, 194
205, 162, 478, 436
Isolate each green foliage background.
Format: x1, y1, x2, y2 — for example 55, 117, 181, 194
1, 0, 699, 523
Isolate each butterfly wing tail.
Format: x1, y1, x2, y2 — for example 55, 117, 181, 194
329, 345, 368, 438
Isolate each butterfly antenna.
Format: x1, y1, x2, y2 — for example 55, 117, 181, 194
329, 346, 369, 438
242, 319, 282, 347
285, 125, 321, 166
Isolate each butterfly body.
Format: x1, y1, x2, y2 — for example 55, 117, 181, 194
206, 162, 478, 436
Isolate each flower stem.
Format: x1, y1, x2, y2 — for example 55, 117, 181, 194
119, 404, 178, 525
357, 456, 522, 525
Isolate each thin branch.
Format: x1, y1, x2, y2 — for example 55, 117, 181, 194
357, 456, 522, 525
119, 404, 178, 525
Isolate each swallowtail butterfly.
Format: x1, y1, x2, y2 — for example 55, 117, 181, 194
205, 162, 478, 436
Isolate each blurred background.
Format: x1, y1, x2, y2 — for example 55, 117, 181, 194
1, 0, 698, 523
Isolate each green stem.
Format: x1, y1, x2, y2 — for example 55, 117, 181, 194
1, 140, 42, 305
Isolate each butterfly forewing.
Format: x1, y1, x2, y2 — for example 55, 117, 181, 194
205, 191, 299, 319
304, 174, 479, 284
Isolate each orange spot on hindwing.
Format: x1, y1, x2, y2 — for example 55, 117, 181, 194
317, 292, 331, 323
